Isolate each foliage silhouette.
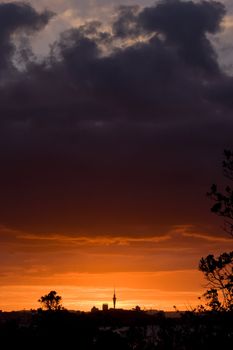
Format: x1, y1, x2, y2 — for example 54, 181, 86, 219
199, 252, 233, 311
199, 150, 233, 311
38, 290, 63, 311
1, 309, 233, 350
207, 149, 233, 236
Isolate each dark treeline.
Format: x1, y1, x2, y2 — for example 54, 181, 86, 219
0, 309, 233, 349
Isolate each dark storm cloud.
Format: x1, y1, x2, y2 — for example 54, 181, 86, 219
0, 2, 53, 75
112, 5, 141, 38
139, 0, 225, 73
0, 1, 232, 234
113, 0, 225, 73
208, 76, 233, 108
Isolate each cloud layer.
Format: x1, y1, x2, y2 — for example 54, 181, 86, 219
0, 1, 231, 235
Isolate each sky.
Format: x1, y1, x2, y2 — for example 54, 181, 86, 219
0, 0, 233, 311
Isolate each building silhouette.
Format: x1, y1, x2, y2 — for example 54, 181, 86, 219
113, 289, 116, 309
102, 303, 108, 311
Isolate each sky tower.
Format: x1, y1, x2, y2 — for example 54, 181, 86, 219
113, 289, 116, 309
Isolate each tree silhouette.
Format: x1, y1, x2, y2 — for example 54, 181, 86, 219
38, 290, 63, 311
207, 149, 233, 236
199, 150, 233, 311
199, 252, 233, 311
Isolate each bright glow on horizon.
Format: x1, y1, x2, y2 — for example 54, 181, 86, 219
0, 269, 205, 312
0, 224, 230, 312
0, 284, 202, 312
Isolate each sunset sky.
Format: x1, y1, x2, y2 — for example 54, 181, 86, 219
0, 0, 233, 311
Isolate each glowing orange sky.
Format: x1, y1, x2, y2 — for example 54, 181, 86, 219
0, 224, 231, 311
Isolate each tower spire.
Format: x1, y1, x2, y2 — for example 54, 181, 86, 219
113, 289, 116, 309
